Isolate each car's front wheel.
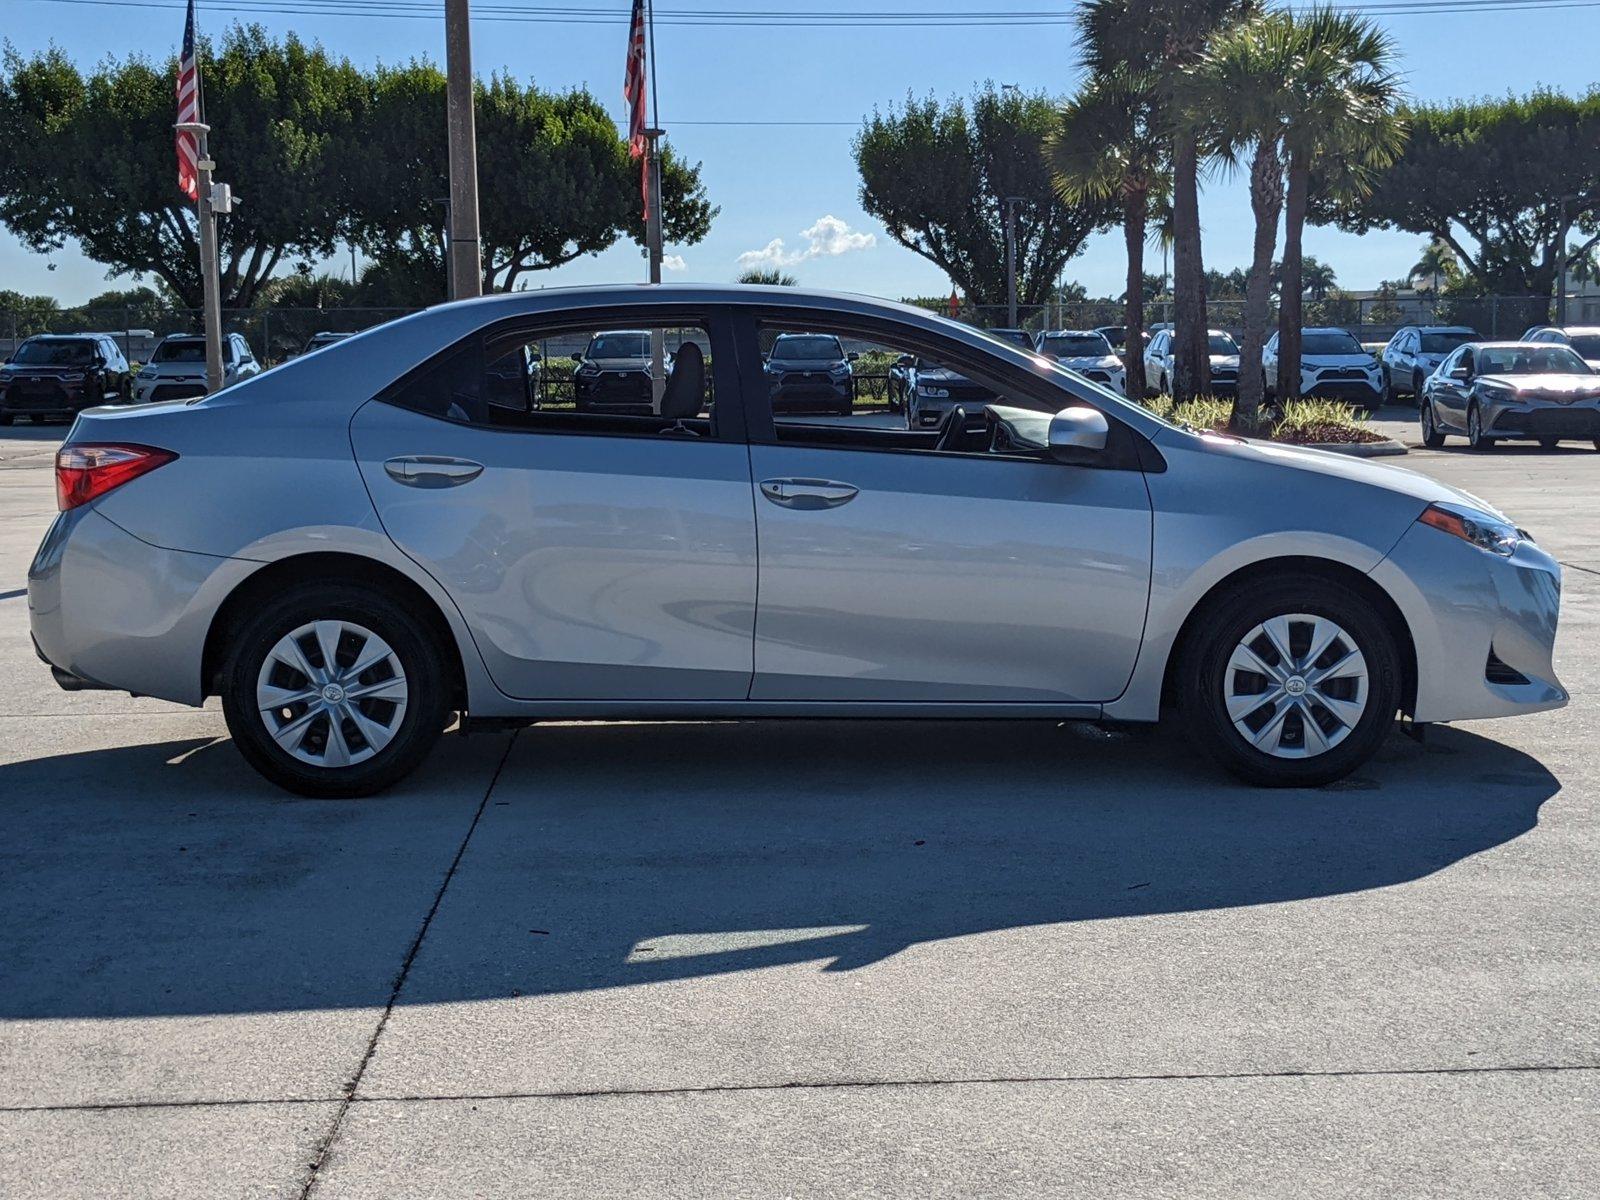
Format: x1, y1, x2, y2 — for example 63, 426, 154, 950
1179, 574, 1401, 788
220, 583, 451, 797
1419, 398, 1445, 447
1466, 402, 1495, 451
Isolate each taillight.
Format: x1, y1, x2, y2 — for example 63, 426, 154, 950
56, 443, 177, 511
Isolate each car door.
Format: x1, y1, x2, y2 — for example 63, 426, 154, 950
737, 313, 1154, 705
349, 308, 759, 702
1431, 347, 1471, 429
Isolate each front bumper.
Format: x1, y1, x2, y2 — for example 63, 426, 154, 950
29, 507, 256, 705
0, 378, 92, 417
1301, 375, 1383, 406
769, 377, 853, 411
574, 371, 653, 411
1369, 521, 1567, 723
133, 377, 208, 404
1483, 401, 1600, 440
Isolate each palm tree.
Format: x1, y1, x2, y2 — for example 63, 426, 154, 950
1408, 239, 1457, 295
1301, 256, 1338, 301
1273, 7, 1405, 401
1047, 68, 1163, 400
737, 267, 797, 286
1186, 9, 1299, 423
1078, 0, 1250, 404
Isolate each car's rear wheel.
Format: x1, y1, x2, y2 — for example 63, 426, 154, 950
1466, 402, 1495, 451
1179, 574, 1400, 788
220, 583, 450, 798
1419, 399, 1445, 447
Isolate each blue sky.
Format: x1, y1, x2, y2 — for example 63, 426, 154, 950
2, 0, 1594, 305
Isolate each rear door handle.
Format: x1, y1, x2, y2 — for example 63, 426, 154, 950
383, 456, 485, 488
759, 478, 859, 510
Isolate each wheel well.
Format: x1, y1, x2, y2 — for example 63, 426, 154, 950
1160, 556, 1418, 715
201, 553, 467, 706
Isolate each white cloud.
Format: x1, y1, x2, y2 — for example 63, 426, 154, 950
736, 215, 876, 270
661, 254, 687, 272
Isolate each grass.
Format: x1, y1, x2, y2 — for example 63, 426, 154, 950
1138, 394, 1386, 445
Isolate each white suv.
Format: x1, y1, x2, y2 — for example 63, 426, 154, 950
1264, 328, 1384, 409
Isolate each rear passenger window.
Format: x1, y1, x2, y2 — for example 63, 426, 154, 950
380, 321, 719, 439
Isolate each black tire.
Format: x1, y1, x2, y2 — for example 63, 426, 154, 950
1381, 373, 1396, 406
1177, 573, 1401, 788
0, 414, 12, 427
1466, 402, 1495, 451
1419, 399, 1445, 447
220, 582, 451, 798
1412, 372, 1425, 405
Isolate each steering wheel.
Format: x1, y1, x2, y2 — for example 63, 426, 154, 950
933, 406, 969, 452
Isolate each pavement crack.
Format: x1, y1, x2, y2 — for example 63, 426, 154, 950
293, 730, 518, 1200
1560, 560, 1600, 577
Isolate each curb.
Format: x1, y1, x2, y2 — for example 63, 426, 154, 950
1300, 438, 1408, 458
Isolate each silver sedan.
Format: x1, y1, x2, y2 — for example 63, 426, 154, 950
1420, 341, 1600, 450
29, 285, 1567, 796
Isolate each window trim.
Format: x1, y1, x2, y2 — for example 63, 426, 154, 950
372, 303, 749, 444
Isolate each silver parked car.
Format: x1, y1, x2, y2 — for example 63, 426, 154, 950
1419, 341, 1600, 450
29, 286, 1567, 797
133, 333, 261, 403
1379, 325, 1478, 405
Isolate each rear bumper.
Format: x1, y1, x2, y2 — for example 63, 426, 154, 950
28, 507, 255, 705
1369, 522, 1567, 723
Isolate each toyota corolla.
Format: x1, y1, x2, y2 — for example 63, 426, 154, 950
29, 286, 1566, 796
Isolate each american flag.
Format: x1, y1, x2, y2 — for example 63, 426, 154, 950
175, 0, 200, 201
623, 0, 649, 217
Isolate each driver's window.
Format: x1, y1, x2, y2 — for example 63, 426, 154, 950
1459, 349, 1474, 377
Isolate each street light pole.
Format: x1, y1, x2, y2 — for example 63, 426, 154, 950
444, 0, 482, 300
176, 120, 225, 394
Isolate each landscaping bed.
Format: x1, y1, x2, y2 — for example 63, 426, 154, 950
1140, 395, 1396, 449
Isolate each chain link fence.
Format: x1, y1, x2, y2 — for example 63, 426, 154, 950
5, 294, 1598, 367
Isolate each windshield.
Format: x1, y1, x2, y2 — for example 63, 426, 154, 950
1301, 331, 1364, 356
1041, 333, 1111, 357
1208, 332, 1239, 355
152, 339, 207, 363
1568, 334, 1600, 359
11, 338, 97, 366
587, 333, 649, 359
1477, 346, 1590, 375
770, 335, 842, 361
1420, 330, 1475, 354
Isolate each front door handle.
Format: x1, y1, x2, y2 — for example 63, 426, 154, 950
759, 478, 859, 510
384, 456, 485, 488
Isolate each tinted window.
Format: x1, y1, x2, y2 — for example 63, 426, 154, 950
770, 335, 844, 361
1420, 331, 1474, 354
1301, 331, 1363, 355
12, 338, 96, 366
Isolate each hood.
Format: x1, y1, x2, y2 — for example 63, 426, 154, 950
0, 362, 91, 376
917, 365, 975, 384
142, 360, 211, 377
769, 357, 847, 370
1301, 353, 1377, 368
1209, 354, 1241, 369
1477, 373, 1600, 398
1188, 431, 1509, 520
585, 356, 653, 371
1056, 354, 1122, 371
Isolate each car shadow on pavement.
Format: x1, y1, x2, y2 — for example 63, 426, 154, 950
0, 720, 1559, 1018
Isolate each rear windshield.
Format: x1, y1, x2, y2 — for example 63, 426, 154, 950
1302, 331, 1363, 356
152, 339, 207, 363
1040, 333, 1111, 357
587, 333, 649, 359
11, 338, 97, 366
770, 335, 843, 361
1420, 330, 1475, 354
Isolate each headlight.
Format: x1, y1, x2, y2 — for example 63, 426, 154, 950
1418, 503, 1521, 557
575, 363, 600, 376
61, 372, 85, 382
764, 363, 781, 374
917, 384, 949, 398
137, 369, 156, 379
829, 363, 851, 377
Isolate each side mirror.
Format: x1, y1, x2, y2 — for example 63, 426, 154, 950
569, 352, 583, 363
847, 351, 859, 362
1449, 365, 1471, 380
896, 354, 915, 368
1047, 406, 1109, 464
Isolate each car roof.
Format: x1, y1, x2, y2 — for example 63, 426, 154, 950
1414, 325, 1476, 334
1465, 341, 1567, 350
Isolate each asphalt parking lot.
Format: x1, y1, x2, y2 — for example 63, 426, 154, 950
0, 409, 1595, 1198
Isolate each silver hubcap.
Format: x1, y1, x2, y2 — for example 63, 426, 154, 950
256, 619, 408, 769
1225, 613, 1368, 759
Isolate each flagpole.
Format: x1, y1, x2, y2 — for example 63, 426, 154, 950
175, 0, 224, 394
644, 0, 665, 409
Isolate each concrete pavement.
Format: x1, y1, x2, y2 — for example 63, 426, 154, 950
0, 413, 1595, 1197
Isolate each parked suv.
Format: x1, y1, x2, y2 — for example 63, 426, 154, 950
1264, 328, 1384, 408
764, 332, 856, 415
1035, 329, 1126, 395
0, 333, 130, 423
133, 333, 261, 404
571, 330, 668, 413
1143, 329, 1241, 397
1380, 325, 1477, 404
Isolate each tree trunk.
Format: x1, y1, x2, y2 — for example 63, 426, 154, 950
1171, 134, 1209, 404
1277, 149, 1310, 402
1122, 188, 1147, 402
1234, 137, 1283, 429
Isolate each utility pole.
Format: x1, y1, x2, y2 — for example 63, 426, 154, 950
644, 0, 665, 409
444, 0, 482, 300
1004, 196, 1021, 328
177, 120, 226, 393
1556, 193, 1578, 328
